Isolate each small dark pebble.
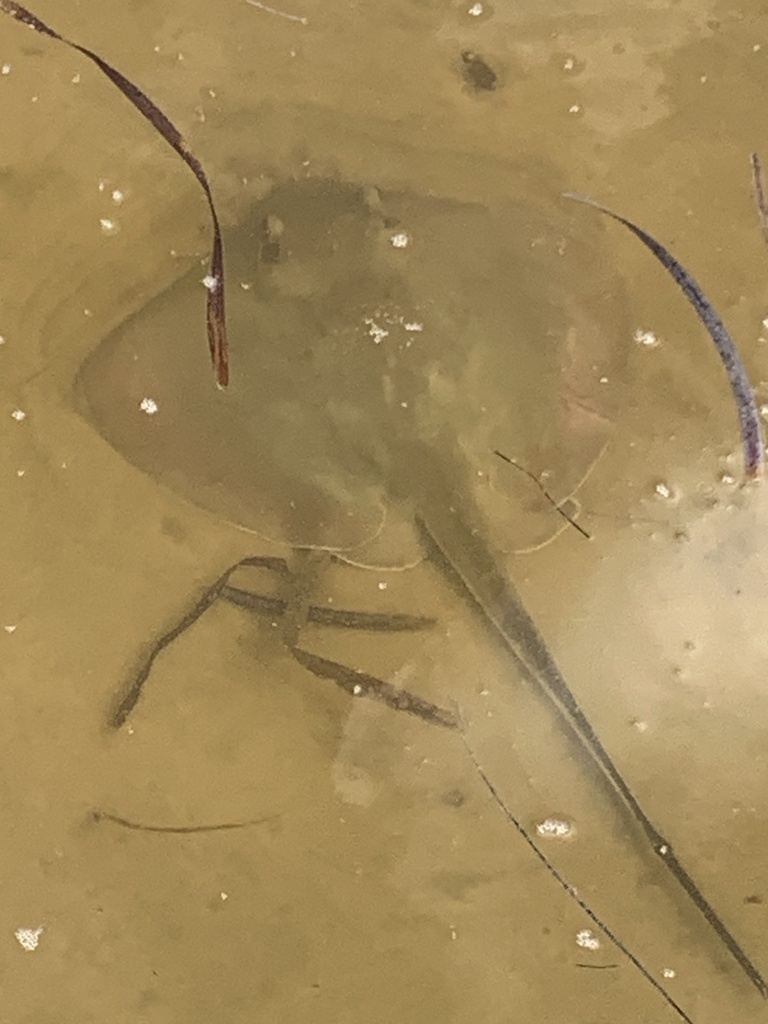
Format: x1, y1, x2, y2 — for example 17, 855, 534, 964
461, 50, 497, 92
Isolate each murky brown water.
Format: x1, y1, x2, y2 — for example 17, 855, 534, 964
2, 1, 768, 1021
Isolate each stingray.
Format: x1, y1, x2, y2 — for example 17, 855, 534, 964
7, 0, 763, 1012
75, 172, 766, 1006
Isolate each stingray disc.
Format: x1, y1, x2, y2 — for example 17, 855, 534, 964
76, 176, 627, 561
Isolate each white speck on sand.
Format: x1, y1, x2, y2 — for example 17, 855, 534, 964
11, 408, 26, 421
363, 317, 389, 344
634, 327, 659, 347
535, 817, 574, 839
15, 926, 43, 951
468, 2, 483, 15
662, 967, 676, 979
390, 232, 410, 248
201, 274, 219, 292
139, 397, 159, 416
575, 929, 600, 951
99, 218, 118, 235
4, 624, 17, 633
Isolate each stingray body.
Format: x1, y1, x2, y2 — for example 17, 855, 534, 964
76, 175, 627, 562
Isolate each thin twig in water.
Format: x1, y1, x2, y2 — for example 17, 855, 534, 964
750, 153, 768, 251
245, 0, 308, 24
92, 809, 278, 833
564, 192, 764, 481
493, 450, 591, 540
0, 0, 229, 387
462, 736, 697, 1024
575, 963, 619, 969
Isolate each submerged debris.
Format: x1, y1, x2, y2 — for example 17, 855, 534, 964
750, 152, 768, 251
91, 809, 277, 834
565, 192, 765, 482
493, 449, 591, 540
460, 50, 498, 92
0, 0, 228, 386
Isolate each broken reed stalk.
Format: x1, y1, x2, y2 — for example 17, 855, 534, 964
564, 192, 765, 481
92, 809, 278, 833
0, 0, 229, 386
750, 153, 768, 251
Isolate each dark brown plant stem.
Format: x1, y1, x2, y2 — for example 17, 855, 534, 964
750, 153, 768, 251
91, 809, 278, 833
0, 0, 228, 386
